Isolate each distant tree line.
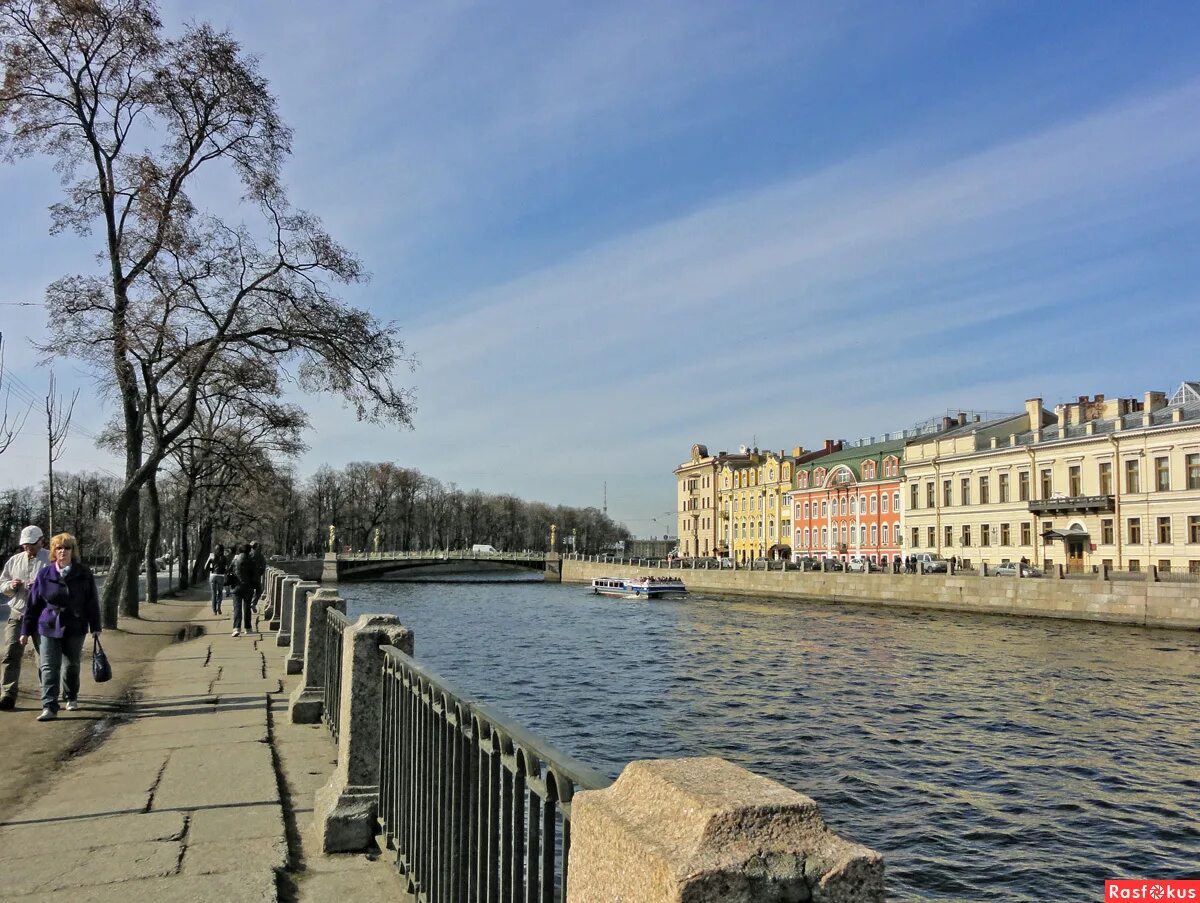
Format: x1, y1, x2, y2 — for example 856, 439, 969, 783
0, 463, 631, 588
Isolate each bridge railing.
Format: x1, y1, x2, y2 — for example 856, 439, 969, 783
380, 645, 609, 902
338, 550, 546, 562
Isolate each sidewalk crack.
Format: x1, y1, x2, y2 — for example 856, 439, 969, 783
144, 751, 172, 813
206, 665, 223, 695
202, 643, 213, 667
174, 812, 192, 875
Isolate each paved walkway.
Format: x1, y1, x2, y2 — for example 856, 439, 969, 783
0, 602, 414, 902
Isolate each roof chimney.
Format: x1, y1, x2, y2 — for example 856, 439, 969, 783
1144, 391, 1167, 413
941, 416, 954, 431
791, 446, 804, 457
1025, 398, 1043, 431
957, 412, 967, 427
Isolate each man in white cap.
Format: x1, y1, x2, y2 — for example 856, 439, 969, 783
1, 526, 50, 709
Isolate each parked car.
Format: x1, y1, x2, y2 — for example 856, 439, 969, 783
993, 562, 1042, 578
912, 553, 949, 573
820, 558, 845, 571
717, 556, 735, 569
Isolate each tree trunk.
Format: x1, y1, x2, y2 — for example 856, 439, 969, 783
192, 519, 212, 585
144, 476, 160, 604
178, 485, 195, 590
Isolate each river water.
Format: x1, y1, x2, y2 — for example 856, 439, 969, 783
346, 577, 1200, 901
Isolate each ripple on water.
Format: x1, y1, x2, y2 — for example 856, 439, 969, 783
348, 580, 1200, 902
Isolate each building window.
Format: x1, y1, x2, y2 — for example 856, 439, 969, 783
961, 525, 972, 546
840, 498, 848, 516
1018, 471, 1030, 501
1188, 454, 1200, 490
841, 525, 848, 544
961, 477, 971, 506
943, 479, 953, 506
860, 526, 866, 545
998, 472, 1009, 503
1191, 560, 1200, 575
1099, 462, 1113, 496
979, 476, 990, 504
981, 524, 991, 546
803, 502, 809, 519
881, 494, 889, 514
911, 527, 920, 548
1155, 457, 1170, 492
927, 482, 936, 507
1128, 517, 1142, 545
1189, 516, 1200, 544
945, 525, 953, 547
882, 524, 889, 544
821, 501, 827, 517
1040, 468, 1053, 499
1021, 522, 1032, 545
911, 484, 920, 509
927, 526, 935, 548
1102, 518, 1114, 544
1125, 459, 1140, 494
850, 497, 857, 515
822, 528, 828, 545
893, 491, 900, 512
1129, 559, 1141, 572
1157, 517, 1171, 544
870, 495, 877, 514
1069, 465, 1082, 497
1000, 523, 1011, 546
860, 495, 867, 513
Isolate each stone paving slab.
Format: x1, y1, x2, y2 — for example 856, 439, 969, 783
0, 612, 287, 900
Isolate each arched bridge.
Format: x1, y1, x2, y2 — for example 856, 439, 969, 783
334, 550, 551, 581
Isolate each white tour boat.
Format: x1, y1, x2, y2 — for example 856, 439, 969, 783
590, 576, 688, 599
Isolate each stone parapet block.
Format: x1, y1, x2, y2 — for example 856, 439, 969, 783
313, 613, 414, 853
276, 576, 300, 647
568, 757, 884, 903
286, 580, 321, 674
289, 589, 346, 724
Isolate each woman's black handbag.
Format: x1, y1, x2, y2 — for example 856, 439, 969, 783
92, 636, 112, 683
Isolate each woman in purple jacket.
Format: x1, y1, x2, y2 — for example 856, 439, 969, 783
20, 533, 101, 722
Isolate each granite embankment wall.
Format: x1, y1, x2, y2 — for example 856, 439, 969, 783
563, 559, 1200, 630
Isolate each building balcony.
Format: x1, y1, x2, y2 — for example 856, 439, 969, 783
1027, 495, 1114, 515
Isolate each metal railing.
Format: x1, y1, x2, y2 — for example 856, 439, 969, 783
379, 646, 611, 903
323, 607, 349, 743
338, 550, 546, 562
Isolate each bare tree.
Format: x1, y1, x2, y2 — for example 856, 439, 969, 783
1, 1, 415, 625
43, 371, 79, 536
0, 334, 31, 456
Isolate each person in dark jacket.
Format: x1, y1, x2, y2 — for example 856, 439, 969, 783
205, 543, 229, 615
21, 533, 101, 721
229, 543, 255, 637
248, 541, 267, 611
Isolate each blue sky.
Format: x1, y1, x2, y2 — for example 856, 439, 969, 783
2, 1, 1200, 537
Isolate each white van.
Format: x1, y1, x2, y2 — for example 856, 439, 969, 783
471, 544, 499, 554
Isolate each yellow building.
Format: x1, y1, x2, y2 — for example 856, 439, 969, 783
674, 444, 749, 558
714, 446, 811, 562
902, 383, 1200, 574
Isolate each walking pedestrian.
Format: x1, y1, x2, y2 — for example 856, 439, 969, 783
229, 543, 255, 637
21, 533, 101, 721
204, 544, 228, 615
1, 526, 50, 710
248, 541, 266, 612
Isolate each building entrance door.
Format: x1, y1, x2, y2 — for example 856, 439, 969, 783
1066, 538, 1086, 573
